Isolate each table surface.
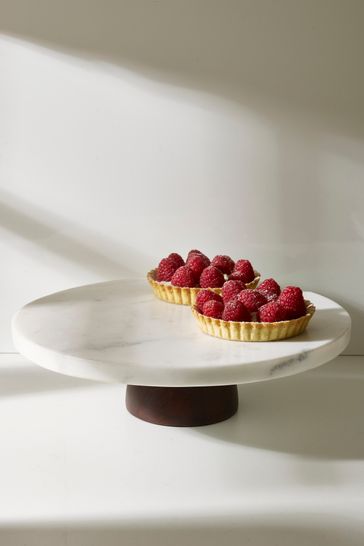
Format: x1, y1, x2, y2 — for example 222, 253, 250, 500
0, 354, 363, 546
12, 280, 351, 386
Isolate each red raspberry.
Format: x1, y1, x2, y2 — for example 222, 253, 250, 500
278, 286, 306, 319
258, 288, 279, 302
168, 253, 184, 269
171, 266, 197, 288
211, 255, 235, 274
195, 289, 223, 313
202, 299, 224, 319
156, 257, 178, 281
200, 266, 225, 288
232, 260, 255, 283
222, 300, 251, 322
238, 289, 267, 312
187, 249, 202, 257
258, 301, 288, 322
222, 280, 245, 303
186, 253, 210, 277
187, 249, 209, 261
229, 271, 248, 283
258, 278, 280, 296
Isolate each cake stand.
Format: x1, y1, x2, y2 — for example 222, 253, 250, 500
12, 280, 351, 427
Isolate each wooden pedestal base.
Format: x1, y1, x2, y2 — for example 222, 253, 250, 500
126, 384, 238, 427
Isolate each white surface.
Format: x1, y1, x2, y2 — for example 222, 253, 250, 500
0, 2, 364, 354
12, 280, 350, 386
0, 354, 363, 545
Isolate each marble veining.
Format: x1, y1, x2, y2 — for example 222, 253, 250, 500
12, 280, 351, 386
269, 351, 308, 376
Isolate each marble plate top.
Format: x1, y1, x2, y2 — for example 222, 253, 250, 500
12, 280, 351, 387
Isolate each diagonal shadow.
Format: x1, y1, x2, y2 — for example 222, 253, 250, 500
0, 188, 148, 277
1, 1, 364, 138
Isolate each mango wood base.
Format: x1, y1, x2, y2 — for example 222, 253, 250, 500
126, 384, 238, 427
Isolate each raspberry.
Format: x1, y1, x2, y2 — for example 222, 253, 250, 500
229, 271, 248, 283
171, 266, 197, 288
222, 280, 245, 303
156, 257, 178, 281
258, 288, 279, 302
200, 266, 225, 288
187, 249, 202, 258
202, 299, 224, 319
211, 255, 235, 275
187, 249, 209, 261
258, 278, 280, 296
186, 253, 210, 277
167, 253, 184, 269
238, 289, 267, 312
195, 289, 223, 313
258, 301, 288, 322
278, 286, 306, 319
222, 300, 251, 322
232, 260, 255, 283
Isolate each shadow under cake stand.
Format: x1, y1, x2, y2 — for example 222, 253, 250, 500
12, 280, 351, 427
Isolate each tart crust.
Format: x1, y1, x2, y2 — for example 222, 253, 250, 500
147, 269, 261, 306
191, 300, 315, 341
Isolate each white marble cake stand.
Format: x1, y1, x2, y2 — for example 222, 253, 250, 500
12, 280, 351, 426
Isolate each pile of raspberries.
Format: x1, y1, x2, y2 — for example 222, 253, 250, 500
196, 279, 306, 323
155, 250, 306, 322
156, 250, 256, 287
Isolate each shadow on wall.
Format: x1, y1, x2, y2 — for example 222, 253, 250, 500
1, 0, 364, 138
0, 188, 148, 277
0, 517, 363, 546
1, 1, 364, 253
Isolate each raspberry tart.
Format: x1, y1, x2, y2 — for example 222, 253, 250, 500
147, 251, 260, 305
191, 279, 315, 341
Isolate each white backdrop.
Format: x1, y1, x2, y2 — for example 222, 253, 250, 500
0, 0, 363, 353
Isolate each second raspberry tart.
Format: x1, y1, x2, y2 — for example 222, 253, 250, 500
191, 280, 315, 341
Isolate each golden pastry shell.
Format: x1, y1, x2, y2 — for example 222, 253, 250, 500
191, 300, 315, 341
147, 268, 261, 306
